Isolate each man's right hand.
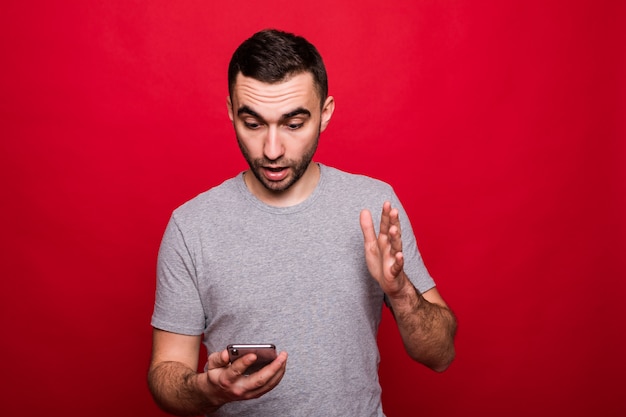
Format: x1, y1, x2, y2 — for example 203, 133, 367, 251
204, 348, 288, 406
148, 329, 287, 415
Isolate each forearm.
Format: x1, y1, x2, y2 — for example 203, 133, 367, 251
148, 361, 220, 416
387, 282, 457, 372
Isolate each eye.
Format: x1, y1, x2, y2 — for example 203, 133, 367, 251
244, 121, 261, 130
286, 121, 304, 130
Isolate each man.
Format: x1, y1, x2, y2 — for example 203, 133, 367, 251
148, 28, 457, 416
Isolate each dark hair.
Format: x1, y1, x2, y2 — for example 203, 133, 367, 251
228, 29, 329, 107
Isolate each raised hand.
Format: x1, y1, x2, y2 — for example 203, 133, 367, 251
359, 201, 411, 298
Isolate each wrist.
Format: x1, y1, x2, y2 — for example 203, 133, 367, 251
386, 276, 421, 307
194, 372, 224, 412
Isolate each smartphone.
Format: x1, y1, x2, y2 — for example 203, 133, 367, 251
227, 343, 277, 375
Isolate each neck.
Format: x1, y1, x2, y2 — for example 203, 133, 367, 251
245, 163, 320, 207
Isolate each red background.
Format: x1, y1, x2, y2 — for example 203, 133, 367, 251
2, 1, 625, 416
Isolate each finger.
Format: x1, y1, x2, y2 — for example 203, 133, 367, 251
391, 251, 405, 277
389, 207, 402, 234
230, 353, 259, 378
236, 352, 288, 399
378, 202, 392, 236
246, 350, 288, 380
207, 349, 230, 371
359, 209, 377, 246
389, 224, 403, 255
268, 351, 288, 372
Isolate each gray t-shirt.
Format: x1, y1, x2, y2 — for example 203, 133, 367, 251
152, 164, 435, 416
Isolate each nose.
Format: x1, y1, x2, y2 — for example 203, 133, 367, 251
263, 125, 284, 161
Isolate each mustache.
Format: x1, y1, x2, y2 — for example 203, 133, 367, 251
253, 157, 290, 166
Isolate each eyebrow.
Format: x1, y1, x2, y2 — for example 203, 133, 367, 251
237, 105, 311, 121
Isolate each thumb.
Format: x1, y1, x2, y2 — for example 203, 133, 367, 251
207, 349, 230, 371
359, 209, 377, 245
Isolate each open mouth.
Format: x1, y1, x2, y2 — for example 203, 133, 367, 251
263, 166, 289, 181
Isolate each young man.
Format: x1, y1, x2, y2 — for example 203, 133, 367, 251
148, 29, 457, 417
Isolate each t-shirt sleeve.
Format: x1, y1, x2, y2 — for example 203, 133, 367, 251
151, 215, 206, 335
390, 190, 436, 294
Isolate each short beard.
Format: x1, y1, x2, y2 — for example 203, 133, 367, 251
237, 133, 319, 193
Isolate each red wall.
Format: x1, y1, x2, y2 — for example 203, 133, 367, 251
2, 1, 624, 416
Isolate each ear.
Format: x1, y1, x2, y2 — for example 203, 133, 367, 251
226, 96, 234, 123
320, 96, 335, 133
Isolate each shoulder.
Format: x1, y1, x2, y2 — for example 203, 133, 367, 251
320, 164, 394, 195
171, 175, 243, 223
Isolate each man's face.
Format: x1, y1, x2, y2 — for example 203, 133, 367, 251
227, 72, 334, 195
